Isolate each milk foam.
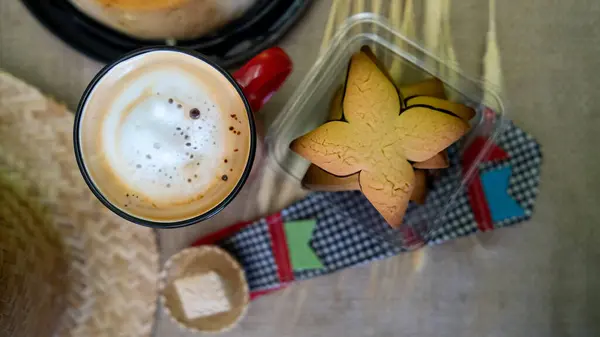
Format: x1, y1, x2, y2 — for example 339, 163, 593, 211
101, 67, 225, 205
78, 50, 251, 222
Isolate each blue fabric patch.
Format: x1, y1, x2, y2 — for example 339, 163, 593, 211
481, 166, 526, 223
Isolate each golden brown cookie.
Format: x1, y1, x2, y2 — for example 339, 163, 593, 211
291, 50, 470, 227
302, 165, 430, 205
303, 87, 353, 191
402, 88, 474, 170
358, 158, 415, 227
327, 87, 344, 121
413, 151, 450, 169
410, 170, 428, 205
400, 78, 447, 101
302, 165, 360, 192
304, 81, 452, 190
360, 46, 398, 88
291, 121, 366, 176
406, 96, 476, 121
394, 107, 469, 162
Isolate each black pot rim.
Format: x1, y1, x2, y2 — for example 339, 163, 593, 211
20, 0, 311, 68
73, 46, 257, 229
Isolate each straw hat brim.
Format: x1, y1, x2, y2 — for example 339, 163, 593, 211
0, 70, 160, 337
0, 175, 69, 337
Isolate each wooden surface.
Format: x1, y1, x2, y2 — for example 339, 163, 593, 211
2, 0, 600, 336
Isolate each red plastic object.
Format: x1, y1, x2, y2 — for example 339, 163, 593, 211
462, 136, 510, 232
191, 220, 254, 246
191, 212, 294, 301
233, 47, 293, 112
266, 213, 294, 284
465, 175, 494, 231
250, 284, 288, 301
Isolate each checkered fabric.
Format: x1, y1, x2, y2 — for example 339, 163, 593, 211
283, 192, 401, 281
405, 143, 477, 245
420, 122, 542, 244
479, 123, 542, 227
220, 219, 280, 290
214, 121, 542, 292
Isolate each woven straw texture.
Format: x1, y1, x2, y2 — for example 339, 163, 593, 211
0, 176, 69, 337
0, 70, 159, 337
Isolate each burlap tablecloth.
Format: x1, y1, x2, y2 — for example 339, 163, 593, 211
2, 0, 600, 336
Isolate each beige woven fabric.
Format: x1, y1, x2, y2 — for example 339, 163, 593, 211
0, 176, 69, 337
0, 70, 159, 337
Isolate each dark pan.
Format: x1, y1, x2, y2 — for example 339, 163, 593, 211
21, 0, 312, 68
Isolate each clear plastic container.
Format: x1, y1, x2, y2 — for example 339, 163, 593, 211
265, 13, 507, 248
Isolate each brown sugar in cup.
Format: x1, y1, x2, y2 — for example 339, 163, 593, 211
159, 246, 250, 334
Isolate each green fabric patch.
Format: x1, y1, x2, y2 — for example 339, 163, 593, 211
283, 220, 323, 270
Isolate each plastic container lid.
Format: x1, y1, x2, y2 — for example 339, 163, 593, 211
266, 13, 507, 246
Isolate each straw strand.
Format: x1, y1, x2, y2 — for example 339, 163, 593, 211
320, 0, 342, 53
483, 0, 503, 110
441, 0, 460, 100
388, 0, 405, 81
423, 0, 443, 67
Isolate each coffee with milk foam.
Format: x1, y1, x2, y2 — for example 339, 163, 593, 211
78, 50, 252, 222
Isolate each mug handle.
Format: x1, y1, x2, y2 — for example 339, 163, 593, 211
233, 47, 293, 112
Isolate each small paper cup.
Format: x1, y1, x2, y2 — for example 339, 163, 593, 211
159, 246, 250, 334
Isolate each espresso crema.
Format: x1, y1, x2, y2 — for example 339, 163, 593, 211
77, 50, 252, 222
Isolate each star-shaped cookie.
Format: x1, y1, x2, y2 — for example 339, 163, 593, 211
291, 50, 471, 227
